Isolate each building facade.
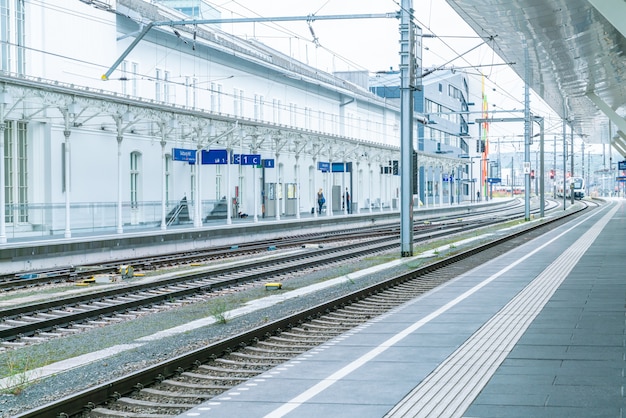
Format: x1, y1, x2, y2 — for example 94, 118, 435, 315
0, 0, 477, 242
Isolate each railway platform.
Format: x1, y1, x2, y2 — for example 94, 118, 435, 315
0, 199, 512, 275
179, 199, 625, 418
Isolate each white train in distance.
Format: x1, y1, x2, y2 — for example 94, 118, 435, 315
556, 176, 586, 199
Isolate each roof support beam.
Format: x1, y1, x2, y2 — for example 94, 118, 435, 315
586, 92, 626, 155
612, 131, 626, 157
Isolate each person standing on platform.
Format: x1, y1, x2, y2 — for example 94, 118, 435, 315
345, 188, 351, 214
317, 188, 325, 214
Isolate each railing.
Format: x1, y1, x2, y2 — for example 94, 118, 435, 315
2, 199, 225, 241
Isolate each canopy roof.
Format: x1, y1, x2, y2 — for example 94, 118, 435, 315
446, 0, 626, 152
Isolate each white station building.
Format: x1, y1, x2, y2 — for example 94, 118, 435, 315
0, 0, 483, 243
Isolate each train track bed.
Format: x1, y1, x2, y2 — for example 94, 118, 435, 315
0, 201, 588, 416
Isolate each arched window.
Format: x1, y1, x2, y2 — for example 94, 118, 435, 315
130, 151, 141, 208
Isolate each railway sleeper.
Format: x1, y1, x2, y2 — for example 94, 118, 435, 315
213, 358, 272, 370
240, 346, 303, 356
226, 352, 289, 363
326, 313, 378, 322
197, 364, 262, 376
256, 340, 316, 350
132, 390, 209, 406
217, 358, 278, 369
310, 318, 364, 327
89, 407, 173, 417
180, 371, 248, 385
276, 331, 333, 341
293, 323, 348, 332
160, 379, 236, 393
91, 397, 194, 415
141, 387, 216, 400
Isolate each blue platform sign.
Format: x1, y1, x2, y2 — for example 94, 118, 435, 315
318, 162, 330, 172
619, 160, 626, 171
172, 148, 196, 163
201, 149, 228, 164
263, 159, 275, 168
487, 177, 502, 184
232, 153, 261, 165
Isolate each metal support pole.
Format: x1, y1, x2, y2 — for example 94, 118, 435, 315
399, 0, 414, 257
538, 117, 545, 217
571, 125, 575, 205
523, 44, 531, 221
563, 119, 567, 210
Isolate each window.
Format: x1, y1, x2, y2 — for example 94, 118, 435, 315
233, 88, 244, 116
192, 77, 197, 108
121, 61, 128, 95
254, 94, 266, 120
15, 0, 24, 76
0, 0, 24, 75
259, 95, 265, 120
0, 0, 10, 72
130, 152, 141, 209
289, 103, 296, 126
131, 62, 138, 96
304, 107, 311, 130
272, 99, 281, 124
155, 69, 161, 101
238, 89, 244, 116
184, 76, 190, 107
210, 82, 216, 111
216, 84, 222, 113
254, 94, 260, 120
4, 121, 27, 223
163, 71, 170, 103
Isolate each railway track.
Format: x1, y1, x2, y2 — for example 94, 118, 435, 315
0, 199, 526, 290
0, 218, 486, 348
0, 200, 542, 348
13, 200, 592, 418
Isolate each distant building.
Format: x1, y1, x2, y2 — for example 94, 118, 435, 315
0, 0, 474, 242
369, 69, 478, 204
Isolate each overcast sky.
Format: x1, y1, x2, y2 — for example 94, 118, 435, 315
209, 1, 497, 74
205, 0, 600, 153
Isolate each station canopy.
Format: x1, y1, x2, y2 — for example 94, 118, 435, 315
446, 0, 626, 151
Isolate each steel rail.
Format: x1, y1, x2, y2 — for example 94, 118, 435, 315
13, 202, 590, 418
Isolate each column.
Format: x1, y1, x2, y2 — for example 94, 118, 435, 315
116, 135, 124, 234
275, 152, 280, 221
0, 122, 6, 243
63, 127, 72, 238
368, 162, 373, 213
160, 139, 167, 230
295, 154, 300, 219
313, 156, 318, 218
194, 143, 203, 228
439, 165, 443, 206
226, 147, 232, 225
